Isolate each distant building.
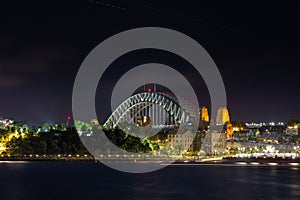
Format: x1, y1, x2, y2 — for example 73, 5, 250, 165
167, 130, 194, 154
202, 130, 226, 155
136, 116, 151, 127
199, 107, 209, 131
216, 107, 230, 125
232, 125, 245, 132
233, 129, 257, 141
246, 122, 284, 128
225, 122, 233, 138
286, 124, 300, 136
166, 131, 204, 153
256, 133, 282, 143
91, 119, 99, 125
259, 125, 285, 134
245, 122, 263, 128
189, 132, 205, 152
200, 107, 209, 122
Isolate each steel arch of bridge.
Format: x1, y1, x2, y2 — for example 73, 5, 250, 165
104, 92, 198, 129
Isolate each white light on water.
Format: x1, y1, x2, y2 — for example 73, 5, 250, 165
268, 162, 278, 166
289, 163, 299, 166
0, 161, 28, 164
236, 162, 247, 165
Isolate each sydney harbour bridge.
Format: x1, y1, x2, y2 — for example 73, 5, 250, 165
100, 91, 225, 155
103, 92, 199, 130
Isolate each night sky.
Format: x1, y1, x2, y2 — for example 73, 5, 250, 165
1, 1, 300, 125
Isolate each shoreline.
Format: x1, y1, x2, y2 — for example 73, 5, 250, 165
0, 156, 95, 162
0, 156, 299, 166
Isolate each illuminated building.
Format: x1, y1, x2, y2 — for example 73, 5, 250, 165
233, 129, 257, 141
136, 116, 151, 127
259, 125, 284, 134
225, 122, 233, 138
286, 124, 300, 136
232, 126, 244, 132
188, 132, 204, 152
167, 130, 194, 154
91, 119, 99, 125
246, 122, 284, 128
201, 107, 209, 122
202, 130, 226, 155
198, 107, 209, 131
256, 133, 281, 143
216, 107, 230, 125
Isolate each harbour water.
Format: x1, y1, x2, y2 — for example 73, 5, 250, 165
0, 161, 299, 200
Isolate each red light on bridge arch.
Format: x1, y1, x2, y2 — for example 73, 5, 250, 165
147, 88, 152, 92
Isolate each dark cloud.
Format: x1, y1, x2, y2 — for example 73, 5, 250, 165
0, 75, 27, 87
0, 44, 76, 88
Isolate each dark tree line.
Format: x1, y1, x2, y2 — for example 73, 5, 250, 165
5, 127, 89, 156
103, 127, 153, 153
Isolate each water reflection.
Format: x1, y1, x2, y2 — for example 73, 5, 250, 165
0, 162, 299, 200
